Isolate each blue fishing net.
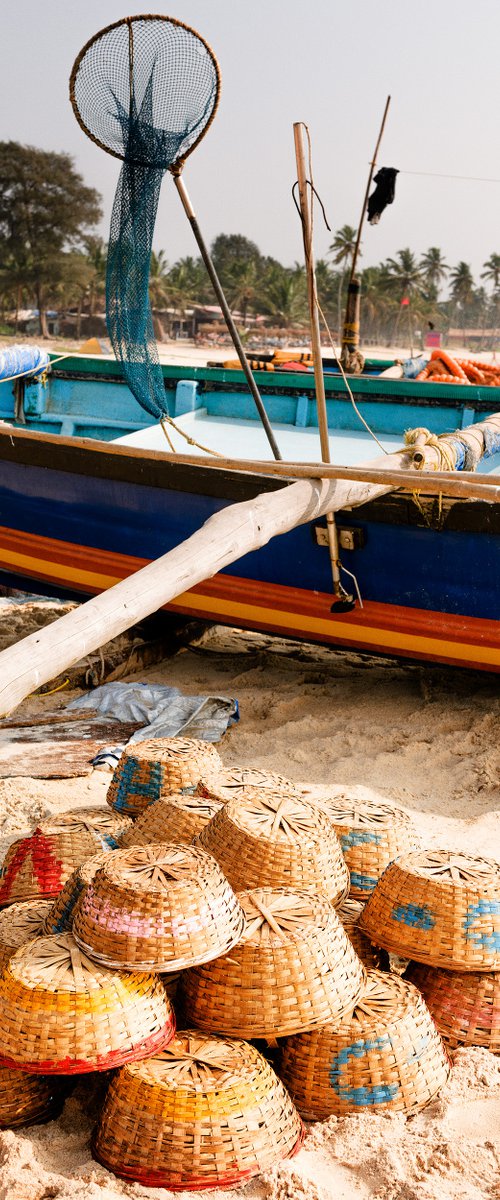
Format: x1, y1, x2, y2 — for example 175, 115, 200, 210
71, 17, 219, 419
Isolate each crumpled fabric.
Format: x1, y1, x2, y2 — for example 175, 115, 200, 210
367, 167, 399, 225
67, 681, 239, 770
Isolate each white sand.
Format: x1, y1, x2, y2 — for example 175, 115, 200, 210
0, 616, 499, 1199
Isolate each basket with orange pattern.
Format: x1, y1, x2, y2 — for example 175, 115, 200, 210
197, 767, 300, 805
358, 850, 500, 970
43, 851, 116, 935
182, 887, 365, 1038
0, 931, 175, 1074
0, 814, 116, 908
93, 1031, 303, 1190
73, 843, 246, 972
317, 795, 419, 899
405, 961, 500, 1052
118, 793, 221, 849
106, 738, 223, 818
279, 969, 450, 1119
196, 790, 349, 903
0, 899, 54, 973
0, 1064, 64, 1128
336, 898, 388, 970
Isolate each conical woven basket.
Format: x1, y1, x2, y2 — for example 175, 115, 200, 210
358, 850, 500, 970
93, 1030, 304, 1190
0, 900, 54, 974
62, 805, 133, 847
182, 888, 365, 1038
405, 961, 500, 1052
197, 767, 300, 805
337, 898, 388, 970
0, 814, 115, 907
279, 969, 450, 1119
43, 851, 116, 935
118, 793, 221, 849
318, 795, 419, 898
73, 844, 246, 972
106, 738, 223, 817
0, 932, 175, 1074
196, 790, 349, 903
0, 1064, 64, 1129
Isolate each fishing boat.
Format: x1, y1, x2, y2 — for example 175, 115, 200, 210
1, 349, 499, 675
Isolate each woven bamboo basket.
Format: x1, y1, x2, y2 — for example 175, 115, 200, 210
0, 900, 54, 974
93, 1030, 304, 1190
336, 898, 388, 970
196, 791, 349, 903
118, 793, 221, 849
43, 851, 116, 935
62, 805, 133, 847
317, 796, 419, 898
73, 843, 246, 972
0, 814, 116, 908
359, 849, 500, 970
197, 767, 300, 805
0, 1065, 64, 1129
106, 738, 223, 818
405, 961, 500, 1052
279, 969, 450, 1119
0, 931, 175, 1074
182, 888, 365, 1038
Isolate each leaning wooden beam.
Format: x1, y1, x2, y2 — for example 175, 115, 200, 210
0, 427, 498, 717
0, 444, 416, 716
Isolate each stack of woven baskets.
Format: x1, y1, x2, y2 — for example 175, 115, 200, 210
0, 734, 469, 1186
358, 848, 500, 1054
0, 739, 311, 1189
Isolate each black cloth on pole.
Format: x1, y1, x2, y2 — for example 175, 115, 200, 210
367, 167, 399, 225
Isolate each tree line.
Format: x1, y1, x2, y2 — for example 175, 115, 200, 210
1, 142, 499, 344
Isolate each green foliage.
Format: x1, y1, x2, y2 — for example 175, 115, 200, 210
0, 141, 101, 335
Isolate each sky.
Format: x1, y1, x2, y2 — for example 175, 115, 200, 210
1, 0, 500, 293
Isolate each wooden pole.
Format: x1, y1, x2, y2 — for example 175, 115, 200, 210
341, 95, 391, 368
293, 122, 351, 608
347, 95, 391, 291
172, 173, 281, 461
0, 443, 425, 718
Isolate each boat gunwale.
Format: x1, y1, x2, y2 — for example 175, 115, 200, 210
1, 425, 500, 534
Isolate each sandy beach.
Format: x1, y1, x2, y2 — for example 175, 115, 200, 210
0, 601, 499, 1200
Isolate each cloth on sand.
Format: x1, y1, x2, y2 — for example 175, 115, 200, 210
67, 681, 239, 769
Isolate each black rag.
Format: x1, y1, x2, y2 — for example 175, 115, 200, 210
367, 167, 399, 225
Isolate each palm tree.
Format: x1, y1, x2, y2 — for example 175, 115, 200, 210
149, 249, 170, 309
225, 259, 258, 325
328, 225, 358, 338
83, 236, 107, 315
382, 249, 424, 349
479, 254, 500, 352
257, 264, 308, 329
449, 262, 475, 340
420, 247, 448, 300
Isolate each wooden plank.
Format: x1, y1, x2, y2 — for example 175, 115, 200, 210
0, 739, 109, 778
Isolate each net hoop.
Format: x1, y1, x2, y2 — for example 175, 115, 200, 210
69, 12, 221, 171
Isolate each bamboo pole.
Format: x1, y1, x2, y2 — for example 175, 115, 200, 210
0, 443, 422, 717
341, 95, 391, 367
123, 450, 500, 502
293, 122, 351, 608
172, 173, 281, 461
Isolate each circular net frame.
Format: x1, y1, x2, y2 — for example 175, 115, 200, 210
69, 15, 220, 421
